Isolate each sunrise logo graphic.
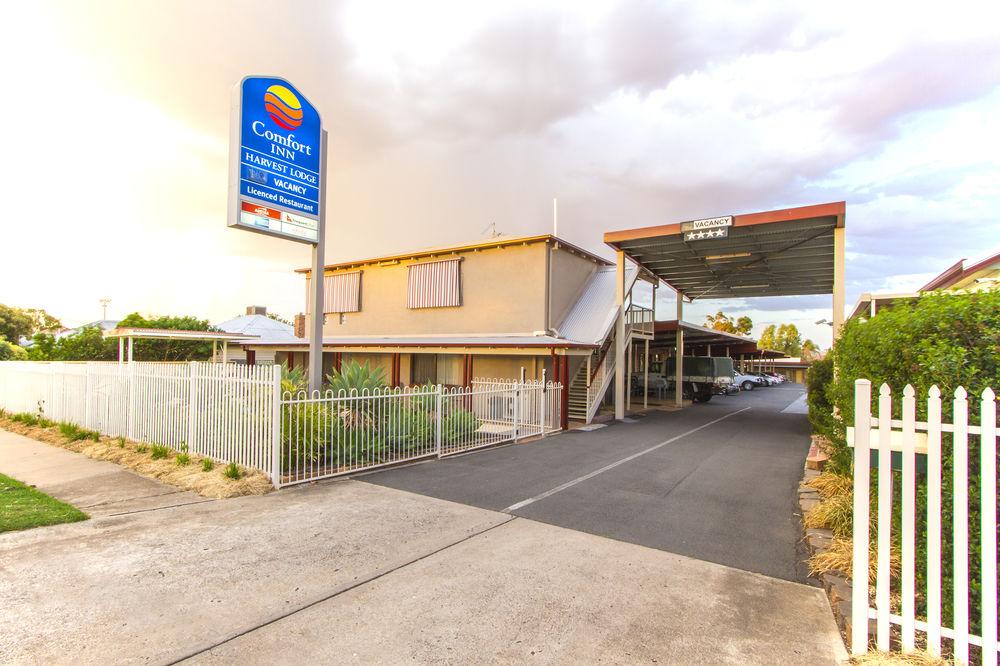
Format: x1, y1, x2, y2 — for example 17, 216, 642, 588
264, 84, 303, 130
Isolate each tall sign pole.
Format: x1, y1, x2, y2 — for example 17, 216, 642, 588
228, 76, 325, 393
307, 130, 328, 394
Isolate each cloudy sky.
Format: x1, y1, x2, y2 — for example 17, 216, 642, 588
2, 0, 999, 347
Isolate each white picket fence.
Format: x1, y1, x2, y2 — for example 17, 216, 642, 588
851, 380, 998, 664
0, 361, 278, 474
0, 362, 562, 488
278, 379, 562, 485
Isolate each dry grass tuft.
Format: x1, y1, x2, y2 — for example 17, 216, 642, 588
0, 416, 272, 499
808, 537, 901, 586
804, 491, 854, 538
806, 470, 853, 499
850, 650, 951, 665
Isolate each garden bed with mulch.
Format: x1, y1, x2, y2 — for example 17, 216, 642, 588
0, 412, 272, 499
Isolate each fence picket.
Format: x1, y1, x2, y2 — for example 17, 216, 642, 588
901, 384, 917, 652
953, 387, 970, 664
926, 385, 943, 657
876, 383, 893, 651
851, 379, 872, 656
982, 388, 998, 666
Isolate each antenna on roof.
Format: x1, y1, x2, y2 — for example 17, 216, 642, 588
99, 298, 111, 321
553, 198, 558, 238
481, 222, 500, 238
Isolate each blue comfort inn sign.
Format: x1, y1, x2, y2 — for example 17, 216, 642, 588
228, 75, 323, 244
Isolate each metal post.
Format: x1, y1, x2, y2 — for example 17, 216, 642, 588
187, 361, 198, 451
540, 368, 547, 435
513, 379, 521, 443
84, 364, 92, 429
435, 384, 443, 457
675, 295, 684, 407
643, 339, 649, 409
833, 225, 846, 342
614, 250, 626, 420
307, 130, 329, 395
270, 364, 283, 488
626, 342, 633, 411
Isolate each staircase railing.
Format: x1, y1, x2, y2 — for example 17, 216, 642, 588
583, 330, 633, 423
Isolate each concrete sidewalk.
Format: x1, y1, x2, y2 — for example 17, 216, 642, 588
0, 428, 204, 516
1, 476, 847, 665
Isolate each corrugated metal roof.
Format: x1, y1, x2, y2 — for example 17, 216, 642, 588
556, 264, 639, 345
214, 314, 297, 343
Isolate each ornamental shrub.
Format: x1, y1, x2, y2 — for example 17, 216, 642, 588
0, 339, 28, 361
825, 288, 1000, 632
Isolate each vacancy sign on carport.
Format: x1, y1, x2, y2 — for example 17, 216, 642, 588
604, 201, 846, 417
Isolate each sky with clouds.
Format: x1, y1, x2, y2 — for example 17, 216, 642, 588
2, 0, 999, 347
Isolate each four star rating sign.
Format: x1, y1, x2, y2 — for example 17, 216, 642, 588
684, 228, 729, 241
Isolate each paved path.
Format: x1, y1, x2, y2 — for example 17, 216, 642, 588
0, 429, 204, 516
1, 479, 846, 665
366, 384, 814, 582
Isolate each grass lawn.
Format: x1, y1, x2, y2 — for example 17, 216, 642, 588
0, 473, 88, 533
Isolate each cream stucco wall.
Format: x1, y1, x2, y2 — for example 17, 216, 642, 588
548, 246, 600, 329
309, 240, 605, 339
315, 243, 549, 337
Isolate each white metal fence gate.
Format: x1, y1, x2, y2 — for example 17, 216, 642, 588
0, 361, 278, 474
277, 380, 562, 485
851, 379, 998, 664
0, 362, 564, 489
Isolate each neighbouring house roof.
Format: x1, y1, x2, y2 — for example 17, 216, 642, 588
295, 234, 612, 275
244, 334, 596, 349
556, 264, 640, 345
103, 328, 257, 341
918, 249, 1000, 292
215, 314, 296, 344
847, 291, 920, 321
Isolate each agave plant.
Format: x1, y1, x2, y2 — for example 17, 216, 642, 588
325, 360, 387, 395
280, 363, 308, 395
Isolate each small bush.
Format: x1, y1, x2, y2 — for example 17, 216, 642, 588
134, 443, 148, 453
803, 492, 853, 538
175, 453, 191, 466
201, 458, 214, 472
117, 436, 126, 448
149, 445, 170, 460
11, 412, 40, 427
58, 422, 99, 442
223, 462, 240, 480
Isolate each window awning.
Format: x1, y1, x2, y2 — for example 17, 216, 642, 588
604, 202, 845, 300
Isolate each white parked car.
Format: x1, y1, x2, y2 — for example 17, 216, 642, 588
733, 372, 764, 391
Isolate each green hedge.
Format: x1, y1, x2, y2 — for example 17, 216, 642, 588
811, 288, 1000, 632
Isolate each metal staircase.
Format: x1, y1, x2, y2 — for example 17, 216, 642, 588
566, 304, 652, 423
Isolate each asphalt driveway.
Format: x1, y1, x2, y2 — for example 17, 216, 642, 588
364, 384, 814, 582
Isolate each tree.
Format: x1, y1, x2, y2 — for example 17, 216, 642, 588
0, 305, 34, 343
0, 304, 63, 344
27, 327, 117, 361
704, 311, 753, 335
0, 339, 28, 360
266, 312, 292, 326
759, 323, 803, 356
114, 312, 216, 361
801, 339, 821, 361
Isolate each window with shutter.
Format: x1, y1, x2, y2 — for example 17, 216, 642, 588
305, 271, 362, 313
407, 259, 461, 308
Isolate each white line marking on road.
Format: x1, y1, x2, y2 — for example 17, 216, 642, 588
503, 407, 752, 512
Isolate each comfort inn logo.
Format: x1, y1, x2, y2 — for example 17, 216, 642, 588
263, 84, 303, 130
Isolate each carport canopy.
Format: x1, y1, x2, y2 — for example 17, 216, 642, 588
604, 201, 845, 300
604, 201, 846, 415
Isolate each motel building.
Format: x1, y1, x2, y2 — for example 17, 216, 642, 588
241, 202, 846, 426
